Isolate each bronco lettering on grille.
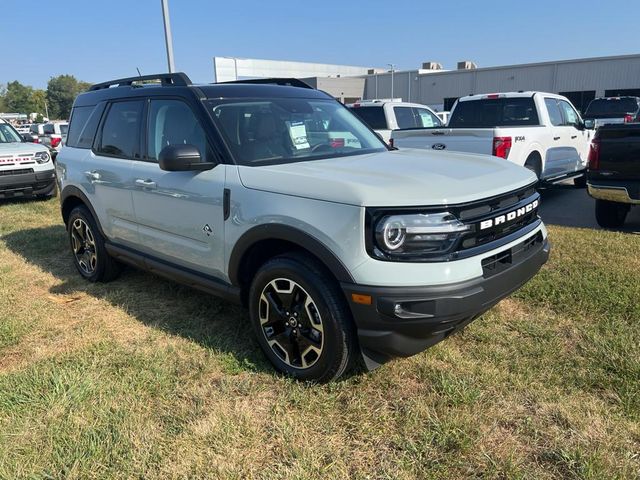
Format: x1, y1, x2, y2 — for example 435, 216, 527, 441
479, 199, 539, 230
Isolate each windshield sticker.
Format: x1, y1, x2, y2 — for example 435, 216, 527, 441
287, 121, 310, 150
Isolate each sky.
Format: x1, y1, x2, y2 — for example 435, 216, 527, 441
2, 0, 639, 89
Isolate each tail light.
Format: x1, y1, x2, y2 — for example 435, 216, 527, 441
50, 137, 62, 148
624, 114, 633, 123
33, 138, 39, 143
492, 136, 512, 159
588, 138, 600, 170
389, 138, 394, 148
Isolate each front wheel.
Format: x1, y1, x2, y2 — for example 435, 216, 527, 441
595, 199, 628, 229
249, 254, 357, 382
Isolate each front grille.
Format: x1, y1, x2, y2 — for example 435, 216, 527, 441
482, 231, 543, 278
453, 183, 540, 253
0, 168, 34, 176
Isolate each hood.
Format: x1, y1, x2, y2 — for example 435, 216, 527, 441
0, 142, 49, 155
237, 149, 537, 207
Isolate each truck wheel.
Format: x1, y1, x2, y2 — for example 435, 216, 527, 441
595, 200, 628, 228
67, 206, 121, 282
524, 154, 542, 181
574, 175, 587, 188
249, 253, 357, 382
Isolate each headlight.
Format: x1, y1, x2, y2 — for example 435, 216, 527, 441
34, 151, 50, 164
371, 212, 470, 260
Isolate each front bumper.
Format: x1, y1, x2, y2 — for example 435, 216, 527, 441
342, 232, 550, 369
0, 169, 56, 198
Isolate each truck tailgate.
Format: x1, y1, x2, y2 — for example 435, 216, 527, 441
597, 125, 640, 180
392, 128, 494, 155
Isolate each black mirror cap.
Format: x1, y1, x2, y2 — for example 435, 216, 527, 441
158, 144, 214, 171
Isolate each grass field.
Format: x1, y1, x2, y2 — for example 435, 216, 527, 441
0, 196, 638, 479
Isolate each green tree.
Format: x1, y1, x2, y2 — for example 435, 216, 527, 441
31, 90, 47, 118
0, 84, 7, 112
46, 75, 90, 119
4, 81, 36, 114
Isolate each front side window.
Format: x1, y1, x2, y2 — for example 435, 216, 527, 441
558, 100, 580, 127
414, 108, 442, 128
208, 98, 387, 166
0, 123, 22, 143
147, 99, 208, 162
544, 98, 563, 127
96, 100, 144, 158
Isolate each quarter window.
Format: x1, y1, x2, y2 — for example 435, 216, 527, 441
147, 99, 208, 162
544, 99, 563, 127
96, 100, 144, 158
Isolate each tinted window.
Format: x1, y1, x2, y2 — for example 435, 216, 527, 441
43, 124, 54, 134
66, 106, 93, 147
394, 106, 416, 129
147, 99, 208, 162
60, 124, 68, 135
414, 108, 442, 128
96, 101, 143, 158
209, 98, 386, 166
348, 106, 387, 130
30, 125, 39, 134
544, 98, 563, 126
449, 98, 539, 127
585, 98, 640, 116
558, 100, 580, 127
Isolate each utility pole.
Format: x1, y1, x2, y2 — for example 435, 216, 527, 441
387, 63, 396, 100
161, 0, 176, 73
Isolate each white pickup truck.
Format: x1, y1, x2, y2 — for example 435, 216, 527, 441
391, 92, 593, 186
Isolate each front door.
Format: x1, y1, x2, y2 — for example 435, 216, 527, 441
557, 99, 590, 171
130, 98, 226, 279
543, 97, 575, 178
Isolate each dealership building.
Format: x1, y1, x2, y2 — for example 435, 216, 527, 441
213, 53, 640, 113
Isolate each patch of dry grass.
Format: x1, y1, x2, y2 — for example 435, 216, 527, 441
0, 197, 638, 479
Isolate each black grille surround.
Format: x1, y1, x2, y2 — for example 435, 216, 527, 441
365, 182, 542, 262
0, 168, 34, 176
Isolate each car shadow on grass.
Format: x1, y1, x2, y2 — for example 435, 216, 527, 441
3, 224, 276, 376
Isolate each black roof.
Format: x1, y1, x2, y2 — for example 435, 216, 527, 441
75, 72, 331, 107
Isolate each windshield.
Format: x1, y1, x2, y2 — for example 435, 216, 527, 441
207, 98, 387, 166
0, 123, 23, 143
585, 98, 639, 116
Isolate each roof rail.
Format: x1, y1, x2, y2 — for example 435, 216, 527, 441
89, 72, 192, 91
219, 78, 313, 89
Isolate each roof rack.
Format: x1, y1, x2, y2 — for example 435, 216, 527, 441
219, 78, 313, 89
89, 72, 192, 91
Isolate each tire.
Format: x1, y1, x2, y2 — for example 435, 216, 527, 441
67, 205, 121, 282
573, 174, 587, 188
595, 199, 628, 229
249, 253, 357, 382
524, 154, 542, 181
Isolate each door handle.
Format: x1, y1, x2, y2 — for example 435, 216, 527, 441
135, 178, 157, 189
553, 136, 561, 141
571, 135, 577, 139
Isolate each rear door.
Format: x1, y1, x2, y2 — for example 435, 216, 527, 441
130, 97, 227, 278
87, 99, 142, 245
542, 98, 574, 178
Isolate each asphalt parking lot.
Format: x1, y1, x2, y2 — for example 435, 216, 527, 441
539, 181, 640, 233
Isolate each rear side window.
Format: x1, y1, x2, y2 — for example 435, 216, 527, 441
30, 125, 39, 134
147, 99, 208, 162
349, 106, 387, 130
60, 124, 68, 135
43, 124, 54, 134
449, 98, 539, 127
394, 107, 416, 129
544, 98, 564, 126
67, 105, 104, 148
96, 100, 144, 159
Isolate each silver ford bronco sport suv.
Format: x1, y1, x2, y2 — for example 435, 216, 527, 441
56, 73, 549, 382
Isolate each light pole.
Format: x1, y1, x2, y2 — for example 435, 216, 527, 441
387, 63, 396, 100
161, 0, 176, 73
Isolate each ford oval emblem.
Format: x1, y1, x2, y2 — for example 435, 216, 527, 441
432, 143, 446, 150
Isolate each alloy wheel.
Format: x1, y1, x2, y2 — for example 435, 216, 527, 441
259, 278, 324, 369
70, 218, 98, 275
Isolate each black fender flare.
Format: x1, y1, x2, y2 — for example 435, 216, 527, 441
228, 224, 355, 286
60, 185, 106, 236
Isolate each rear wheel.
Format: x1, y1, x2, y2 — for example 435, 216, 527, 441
67, 206, 121, 282
524, 154, 542, 181
249, 253, 356, 382
595, 199, 628, 228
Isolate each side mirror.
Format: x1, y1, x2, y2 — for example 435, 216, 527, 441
158, 144, 214, 172
583, 119, 595, 130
